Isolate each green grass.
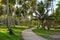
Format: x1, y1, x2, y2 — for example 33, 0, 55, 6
33, 29, 60, 39
0, 27, 24, 40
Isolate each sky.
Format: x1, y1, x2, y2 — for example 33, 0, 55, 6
53, 0, 58, 9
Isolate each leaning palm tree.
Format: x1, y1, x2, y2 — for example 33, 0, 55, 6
28, 0, 37, 28
20, 0, 30, 26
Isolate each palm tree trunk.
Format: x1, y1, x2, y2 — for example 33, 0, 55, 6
4, 8, 6, 25
29, 12, 33, 28
13, 16, 15, 27
6, 0, 14, 35
41, 19, 45, 30
37, 18, 40, 28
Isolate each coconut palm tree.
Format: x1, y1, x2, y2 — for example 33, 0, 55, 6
1, 0, 15, 35
37, 0, 54, 30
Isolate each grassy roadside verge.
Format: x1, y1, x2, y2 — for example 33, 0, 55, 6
32, 29, 60, 39
0, 27, 24, 40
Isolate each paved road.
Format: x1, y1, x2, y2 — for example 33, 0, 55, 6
22, 29, 47, 40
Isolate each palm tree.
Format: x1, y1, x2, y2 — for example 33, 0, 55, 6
1, 0, 15, 35
37, 1, 46, 30
37, 0, 54, 30
6, 0, 14, 35
0, 1, 4, 24
45, 0, 54, 30
54, 0, 60, 26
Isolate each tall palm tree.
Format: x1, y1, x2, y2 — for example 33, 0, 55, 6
37, 1, 46, 30
0, 1, 4, 24
1, 0, 15, 35
37, 0, 54, 30
6, 0, 14, 35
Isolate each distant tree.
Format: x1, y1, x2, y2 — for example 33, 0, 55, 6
55, 1, 60, 25
0, 6, 3, 16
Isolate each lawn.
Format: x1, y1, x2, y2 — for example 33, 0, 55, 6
0, 27, 24, 40
33, 29, 60, 40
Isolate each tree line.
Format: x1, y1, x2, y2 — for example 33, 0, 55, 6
0, 0, 60, 35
